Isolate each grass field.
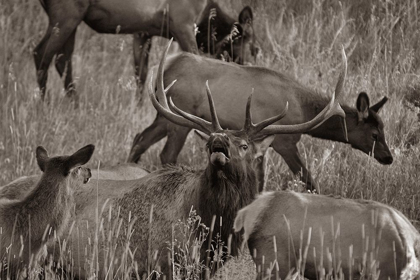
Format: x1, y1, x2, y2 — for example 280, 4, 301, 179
1, 0, 420, 279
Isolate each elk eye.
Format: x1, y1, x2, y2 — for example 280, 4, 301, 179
372, 133, 378, 141
240, 144, 248, 150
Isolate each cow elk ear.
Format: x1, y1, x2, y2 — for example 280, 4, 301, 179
252, 135, 275, 159
356, 92, 370, 122
66, 144, 95, 173
36, 146, 49, 172
370, 96, 388, 113
238, 6, 253, 24
194, 130, 210, 143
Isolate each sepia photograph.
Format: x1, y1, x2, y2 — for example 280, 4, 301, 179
0, 0, 420, 279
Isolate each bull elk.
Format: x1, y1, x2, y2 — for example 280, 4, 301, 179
0, 145, 94, 276
128, 47, 392, 193
34, 0, 254, 102
5, 42, 344, 279
234, 191, 420, 279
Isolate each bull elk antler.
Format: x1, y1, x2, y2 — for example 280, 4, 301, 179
150, 39, 346, 136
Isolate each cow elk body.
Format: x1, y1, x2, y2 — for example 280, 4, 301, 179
128, 50, 392, 193
0, 145, 94, 274
0, 163, 149, 200
234, 191, 420, 279
24, 42, 345, 279
34, 0, 254, 102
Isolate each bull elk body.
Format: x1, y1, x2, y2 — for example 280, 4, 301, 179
128, 50, 393, 192
234, 191, 420, 279
34, 0, 254, 102
0, 145, 94, 275
5, 42, 345, 278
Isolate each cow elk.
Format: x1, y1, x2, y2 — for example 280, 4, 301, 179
0, 144, 94, 276
234, 191, 420, 280
28, 42, 345, 279
128, 43, 392, 193
34, 0, 255, 102
0, 163, 149, 200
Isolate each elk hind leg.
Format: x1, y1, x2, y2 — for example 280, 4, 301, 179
160, 125, 191, 164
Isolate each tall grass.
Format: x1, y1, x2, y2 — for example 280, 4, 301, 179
0, 0, 419, 278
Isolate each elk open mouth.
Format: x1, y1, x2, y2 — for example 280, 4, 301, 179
210, 145, 230, 166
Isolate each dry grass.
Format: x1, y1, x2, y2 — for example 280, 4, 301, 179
0, 0, 420, 279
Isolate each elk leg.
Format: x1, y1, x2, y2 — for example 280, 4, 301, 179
55, 29, 77, 100
33, 15, 83, 101
171, 27, 199, 54
168, 8, 200, 54
133, 33, 152, 105
271, 136, 319, 192
160, 125, 191, 164
127, 114, 169, 163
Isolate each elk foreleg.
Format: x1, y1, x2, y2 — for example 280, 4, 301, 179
55, 29, 77, 100
127, 114, 169, 163
133, 33, 152, 105
160, 125, 191, 164
271, 136, 319, 193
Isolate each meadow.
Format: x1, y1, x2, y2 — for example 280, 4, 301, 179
0, 0, 420, 279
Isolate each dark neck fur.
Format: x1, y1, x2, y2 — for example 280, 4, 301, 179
198, 163, 258, 259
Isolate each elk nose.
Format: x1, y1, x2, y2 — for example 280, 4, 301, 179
384, 156, 393, 164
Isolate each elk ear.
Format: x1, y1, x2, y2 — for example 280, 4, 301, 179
238, 6, 253, 24
370, 96, 388, 113
253, 135, 275, 159
356, 92, 370, 122
194, 130, 210, 142
66, 144, 95, 172
36, 146, 49, 172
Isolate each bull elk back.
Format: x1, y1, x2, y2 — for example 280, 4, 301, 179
0, 144, 94, 275
234, 191, 420, 279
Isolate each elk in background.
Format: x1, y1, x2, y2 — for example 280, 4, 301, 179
21, 41, 344, 279
234, 191, 420, 279
128, 45, 392, 193
0, 145, 94, 276
34, 0, 255, 103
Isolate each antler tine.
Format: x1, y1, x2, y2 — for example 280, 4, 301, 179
149, 73, 204, 131
167, 82, 223, 134
156, 38, 174, 109
251, 102, 288, 135
243, 91, 289, 136
206, 81, 223, 132
149, 40, 210, 132
334, 45, 347, 101
252, 48, 348, 138
243, 92, 254, 131
168, 97, 213, 134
